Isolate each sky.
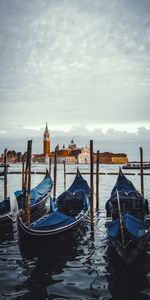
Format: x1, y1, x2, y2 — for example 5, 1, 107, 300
0, 0, 150, 160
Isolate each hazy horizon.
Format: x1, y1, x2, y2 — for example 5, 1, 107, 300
0, 125, 150, 161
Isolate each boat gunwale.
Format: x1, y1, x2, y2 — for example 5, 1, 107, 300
18, 208, 90, 236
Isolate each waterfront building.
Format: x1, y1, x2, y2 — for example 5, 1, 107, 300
97, 152, 128, 164
78, 146, 90, 164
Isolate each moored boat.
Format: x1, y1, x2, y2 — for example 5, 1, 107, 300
122, 161, 150, 170
0, 170, 53, 229
105, 168, 150, 264
17, 169, 90, 259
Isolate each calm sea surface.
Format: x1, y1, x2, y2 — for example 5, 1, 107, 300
0, 164, 150, 300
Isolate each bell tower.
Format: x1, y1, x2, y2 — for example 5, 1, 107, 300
43, 122, 50, 156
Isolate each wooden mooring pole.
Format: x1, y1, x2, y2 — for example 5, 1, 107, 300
27, 140, 32, 225
22, 141, 32, 224
53, 147, 57, 198
4, 148, 8, 199
140, 147, 144, 196
96, 150, 99, 211
63, 160, 66, 191
90, 140, 94, 225
49, 157, 52, 176
22, 153, 26, 190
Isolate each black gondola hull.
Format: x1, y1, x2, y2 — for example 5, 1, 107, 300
17, 211, 89, 259
0, 194, 49, 230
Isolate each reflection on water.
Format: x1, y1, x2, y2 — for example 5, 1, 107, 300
0, 164, 150, 299
106, 244, 150, 300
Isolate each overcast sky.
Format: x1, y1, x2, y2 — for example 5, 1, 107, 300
0, 0, 150, 158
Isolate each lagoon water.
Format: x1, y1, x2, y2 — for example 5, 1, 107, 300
0, 164, 150, 300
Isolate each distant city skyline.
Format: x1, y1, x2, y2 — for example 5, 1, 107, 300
0, 123, 150, 161
0, 0, 150, 159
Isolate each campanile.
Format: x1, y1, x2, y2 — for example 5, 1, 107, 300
43, 122, 50, 156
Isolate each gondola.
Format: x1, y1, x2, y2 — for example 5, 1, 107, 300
17, 169, 90, 258
0, 170, 53, 229
105, 168, 150, 264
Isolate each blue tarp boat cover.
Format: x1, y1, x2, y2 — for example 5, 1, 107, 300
28, 169, 90, 231
68, 169, 90, 195
107, 213, 149, 240
105, 168, 149, 216
57, 191, 84, 216
29, 211, 76, 230
57, 170, 90, 215
15, 172, 53, 207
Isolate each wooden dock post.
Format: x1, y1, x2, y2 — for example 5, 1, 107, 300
4, 148, 8, 199
53, 147, 57, 198
140, 147, 144, 196
49, 157, 52, 176
27, 140, 32, 225
90, 140, 94, 225
96, 150, 99, 211
63, 160, 66, 191
22, 141, 32, 224
22, 153, 25, 190
22, 164, 28, 223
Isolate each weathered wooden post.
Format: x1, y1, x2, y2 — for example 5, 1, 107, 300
4, 148, 8, 199
22, 141, 32, 223
53, 147, 57, 198
90, 140, 94, 225
63, 160, 66, 191
49, 157, 52, 176
22, 153, 26, 190
27, 140, 32, 225
140, 147, 144, 196
96, 150, 99, 211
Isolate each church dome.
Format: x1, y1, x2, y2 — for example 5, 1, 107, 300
68, 139, 77, 149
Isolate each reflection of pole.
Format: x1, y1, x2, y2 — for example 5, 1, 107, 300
90, 140, 94, 225
4, 148, 8, 199
140, 147, 144, 197
63, 160, 66, 191
116, 189, 125, 247
96, 150, 99, 211
53, 147, 57, 198
49, 157, 52, 177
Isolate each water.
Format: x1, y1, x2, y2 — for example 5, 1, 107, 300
0, 164, 150, 300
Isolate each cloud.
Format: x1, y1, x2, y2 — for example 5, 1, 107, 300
0, 0, 150, 131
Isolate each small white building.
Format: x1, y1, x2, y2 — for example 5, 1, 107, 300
78, 146, 90, 164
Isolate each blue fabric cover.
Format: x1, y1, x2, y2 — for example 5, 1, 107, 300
15, 172, 53, 208
29, 211, 76, 230
105, 168, 149, 216
68, 169, 90, 195
57, 190, 84, 216
111, 169, 136, 196
28, 169, 90, 231
56, 170, 90, 216
107, 213, 149, 240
